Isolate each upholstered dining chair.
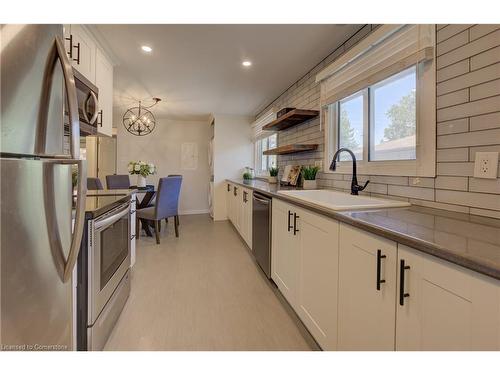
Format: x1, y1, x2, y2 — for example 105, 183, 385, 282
87, 177, 103, 190
136, 176, 182, 244
106, 174, 131, 190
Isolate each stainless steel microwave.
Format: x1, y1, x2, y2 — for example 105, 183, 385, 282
67, 68, 100, 136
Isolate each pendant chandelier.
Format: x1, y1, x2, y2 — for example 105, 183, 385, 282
123, 97, 161, 136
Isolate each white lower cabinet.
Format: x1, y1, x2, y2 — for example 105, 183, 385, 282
130, 193, 137, 267
338, 223, 398, 350
226, 182, 252, 249
272, 199, 339, 350
396, 244, 500, 350
272, 199, 300, 306
268, 197, 500, 351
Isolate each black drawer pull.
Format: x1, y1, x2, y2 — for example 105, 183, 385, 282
227, 184, 231, 192
233, 186, 237, 196
376, 249, 386, 291
287, 210, 293, 232
243, 191, 248, 203
293, 213, 299, 235
399, 259, 410, 306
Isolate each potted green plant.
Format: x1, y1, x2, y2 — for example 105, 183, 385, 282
301, 165, 320, 190
128, 161, 156, 188
268, 167, 279, 184
243, 172, 252, 181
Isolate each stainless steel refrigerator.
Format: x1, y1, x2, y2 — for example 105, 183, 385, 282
0, 24, 86, 350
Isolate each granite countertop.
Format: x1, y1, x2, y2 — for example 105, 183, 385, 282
86, 188, 137, 197
227, 179, 500, 280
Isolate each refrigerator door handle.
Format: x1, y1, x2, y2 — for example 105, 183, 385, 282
43, 158, 87, 283
36, 35, 80, 159
87, 91, 100, 125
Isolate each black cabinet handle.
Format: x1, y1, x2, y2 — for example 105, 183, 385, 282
74, 41, 80, 64
376, 249, 386, 291
243, 191, 248, 203
287, 210, 293, 232
65, 34, 73, 58
233, 186, 237, 196
98, 110, 103, 127
227, 184, 231, 192
399, 259, 410, 306
293, 213, 299, 235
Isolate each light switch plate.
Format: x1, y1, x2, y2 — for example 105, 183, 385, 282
473, 152, 499, 179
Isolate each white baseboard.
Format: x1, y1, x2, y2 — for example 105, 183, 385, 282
179, 209, 210, 215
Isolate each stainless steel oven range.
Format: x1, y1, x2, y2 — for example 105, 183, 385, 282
77, 197, 131, 350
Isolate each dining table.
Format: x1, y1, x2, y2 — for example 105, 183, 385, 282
130, 184, 156, 237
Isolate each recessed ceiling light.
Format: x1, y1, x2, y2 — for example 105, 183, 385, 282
141, 45, 152, 53
242, 61, 252, 67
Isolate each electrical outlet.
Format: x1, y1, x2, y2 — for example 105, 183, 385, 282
473, 152, 499, 179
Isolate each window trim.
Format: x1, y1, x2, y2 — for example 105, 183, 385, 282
254, 133, 277, 177
324, 60, 436, 177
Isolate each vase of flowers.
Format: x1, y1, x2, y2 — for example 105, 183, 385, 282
128, 161, 156, 188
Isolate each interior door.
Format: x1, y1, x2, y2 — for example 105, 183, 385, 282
0, 158, 73, 349
338, 223, 397, 350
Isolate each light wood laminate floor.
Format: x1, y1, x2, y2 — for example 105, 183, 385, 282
104, 214, 315, 350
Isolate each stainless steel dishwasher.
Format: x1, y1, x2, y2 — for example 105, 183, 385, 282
252, 192, 272, 278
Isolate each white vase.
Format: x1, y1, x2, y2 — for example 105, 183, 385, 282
303, 179, 317, 190
137, 174, 146, 188
268, 176, 278, 184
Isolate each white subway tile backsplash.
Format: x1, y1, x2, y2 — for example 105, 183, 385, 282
437, 24, 473, 43
435, 176, 469, 190
469, 111, 500, 131
436, 63, 500, 96
387, 185, 435, 200
259, 25, 500, 219
470, 79, 500, 101
437, 118, 469, 135
437, 88, 469, 109
437, 162, 475, 176
437, 127, 500, 148
437, 30, 469, 56
436, 148, 469, 162
437, 59, 470, 83
436, 189, 500, 210
470, 46, 500, 71
469, 24, 500, 41
468, 177, 500, 193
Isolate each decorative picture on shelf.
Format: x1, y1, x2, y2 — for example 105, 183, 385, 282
281, 165, 301, 186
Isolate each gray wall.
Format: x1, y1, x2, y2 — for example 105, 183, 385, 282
256, 24, 500, 219
116, 118, 210, 215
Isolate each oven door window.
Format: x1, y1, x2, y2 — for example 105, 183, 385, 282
100, 216, 128, 290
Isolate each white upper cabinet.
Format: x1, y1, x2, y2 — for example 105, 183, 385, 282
338, 223, 398, 350
67, 25, 96, 83
396, 244, 500, 350
95, 47, 113, 137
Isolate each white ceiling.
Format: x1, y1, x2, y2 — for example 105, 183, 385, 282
92, 24, 362, 121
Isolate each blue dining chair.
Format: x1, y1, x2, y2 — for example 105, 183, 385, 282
136, 176, 182, 244
106, 174, 130, 190
87, 177, 103, 190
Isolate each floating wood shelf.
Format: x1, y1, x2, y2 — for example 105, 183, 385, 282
263, 144, 319, 155
262, 109, 320, 131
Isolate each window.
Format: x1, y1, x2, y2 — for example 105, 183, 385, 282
318, 24, 436, 177
338, 91, 364, 161
370, 66, 416, 161
255, 133, 277, 175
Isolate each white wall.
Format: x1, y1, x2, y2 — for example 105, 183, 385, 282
116, 118, 210, 215
212, 114, 253, 221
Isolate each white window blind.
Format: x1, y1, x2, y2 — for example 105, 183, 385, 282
251, 110, 277, 141
317, 24, 434, 107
